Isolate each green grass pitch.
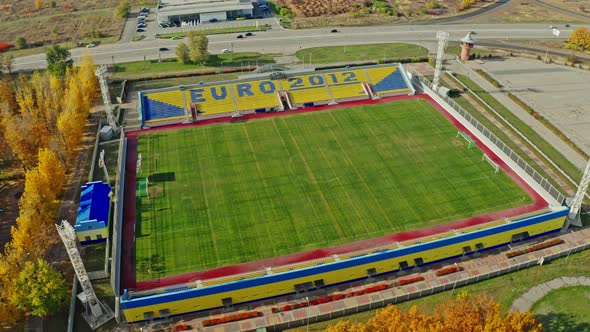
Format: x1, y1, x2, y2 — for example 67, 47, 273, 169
134, 99, 532, 280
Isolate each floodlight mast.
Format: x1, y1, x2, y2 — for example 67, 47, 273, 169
565, 158, 590, 229
95, 65, 118, 130
98, 149, 110, 184
56, 220, 114, 329
432, 31, 449, 92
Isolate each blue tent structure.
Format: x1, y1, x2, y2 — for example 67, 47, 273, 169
74, 181, 111, 245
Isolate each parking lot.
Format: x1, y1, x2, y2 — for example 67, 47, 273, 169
122, 4, 279, 43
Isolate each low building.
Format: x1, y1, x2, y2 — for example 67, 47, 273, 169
74, 181, 111, 245
157, 0, 254, 25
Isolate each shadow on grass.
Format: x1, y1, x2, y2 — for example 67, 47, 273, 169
536, 312, 590, 332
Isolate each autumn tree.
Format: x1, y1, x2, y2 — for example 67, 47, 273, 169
115, 0, 131, 18
325, 291, 542, 332
10, 258, 68, 316
187, 30, 209, 64
567, 27, 590, 51
176, 43, 190, 64
46, 45, 73, 77
34, 0, 42, 10
77, 52, 100, 107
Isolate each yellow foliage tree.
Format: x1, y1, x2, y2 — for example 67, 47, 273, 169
324, 292, 542, 332
37, 148, 65, 197
2, 112, 40, 169
567, 27, 590, 51
77, 52, 100, 107
57, 108, 84, 156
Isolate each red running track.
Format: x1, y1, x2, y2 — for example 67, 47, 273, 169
120, 94, 547, 293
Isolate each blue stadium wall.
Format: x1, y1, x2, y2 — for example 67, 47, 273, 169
120, 207, 568, 322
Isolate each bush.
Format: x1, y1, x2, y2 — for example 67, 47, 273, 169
16, 37, 27, 49
115, 0, 131, 19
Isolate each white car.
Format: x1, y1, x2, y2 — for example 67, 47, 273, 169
222, 48, 233, 53
86, 43, 96, 48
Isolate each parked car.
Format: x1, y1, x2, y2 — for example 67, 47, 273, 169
245, 32, 253, 37
159, 47, 169, 51
222, 48, 232, 53
137, 23, 147, 28
330, 29, 339, 33
255, 15, 265, 19
209, 18, 218, 22
136, 28, 145, 33
86, 43, 96, 48
236, 34, 244, 39
159, 22, 170, 28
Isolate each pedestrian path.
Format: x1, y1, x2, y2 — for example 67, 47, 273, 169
510, 276, 590, 312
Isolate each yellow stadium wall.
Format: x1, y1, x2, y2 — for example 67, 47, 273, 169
121, 208, 567, 322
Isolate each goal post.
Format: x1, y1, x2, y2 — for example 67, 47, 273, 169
482, 154, 500, 173
456, 131, 475, 149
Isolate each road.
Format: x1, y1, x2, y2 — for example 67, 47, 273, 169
11, 23, 583, 72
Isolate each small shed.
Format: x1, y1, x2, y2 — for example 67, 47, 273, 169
74, 181, 111, 245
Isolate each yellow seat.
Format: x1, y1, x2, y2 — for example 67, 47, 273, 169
232, 79, 280, 111
187, 84, 236, 115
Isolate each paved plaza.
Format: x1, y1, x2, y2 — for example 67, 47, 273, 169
474, 57, 590, 159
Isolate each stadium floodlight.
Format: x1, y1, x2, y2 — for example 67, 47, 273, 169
432, 31, 449, 92
56, 220, 114, 329
564, 158, 590, 229
98, 149, 110, 184
95, 65, 118, 131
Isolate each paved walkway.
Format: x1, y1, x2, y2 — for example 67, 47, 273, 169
446, 61, 587, 171
510, 276, 590, 312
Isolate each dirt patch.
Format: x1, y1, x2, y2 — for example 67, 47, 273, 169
541, 0, 590, 16
460, 0, 590, 23
277, 0, 485, 24
0, 180, 23, 252
0, 0, 156, 46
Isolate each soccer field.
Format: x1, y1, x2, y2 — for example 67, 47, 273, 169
134, 99, 532, 281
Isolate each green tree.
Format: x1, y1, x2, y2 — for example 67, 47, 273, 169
46, 45, 73, 77
115, 0, 131, 19
187, 30, 209, 64
176, 42, 190, 64
15, 37, 27, 50
10, 258, 68, 317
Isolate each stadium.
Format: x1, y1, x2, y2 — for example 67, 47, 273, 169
115, 63, 569, 323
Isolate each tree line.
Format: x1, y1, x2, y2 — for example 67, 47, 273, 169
324, 291, 542, 332
0, 47, 99, 323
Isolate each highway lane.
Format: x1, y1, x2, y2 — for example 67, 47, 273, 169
11, 23, 580, 72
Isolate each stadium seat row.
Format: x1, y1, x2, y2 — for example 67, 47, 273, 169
141, 65, 410, 124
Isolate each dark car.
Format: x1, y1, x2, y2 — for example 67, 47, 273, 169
245, 32, 253, 36
209, 18, 218, 22
159, 47, 169, 51
330, 29, 338, 33
236, 34, 244, 39
136, 28, 145, 33
255, 15, 264, 19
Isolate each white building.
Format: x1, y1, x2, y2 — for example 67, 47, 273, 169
157, 0, 254, 25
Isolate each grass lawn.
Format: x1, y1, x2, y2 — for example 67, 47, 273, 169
532, 286, 590, 332
112, 53, 274, 77
134, 99, 531, 281
157, 25, 270, 38
295, 43, 428, 64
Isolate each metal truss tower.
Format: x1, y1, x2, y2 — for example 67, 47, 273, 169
95, 65, 118, 130
56, 220, 114, 329
432, 31, 449, 92
565, 159, 590, 229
